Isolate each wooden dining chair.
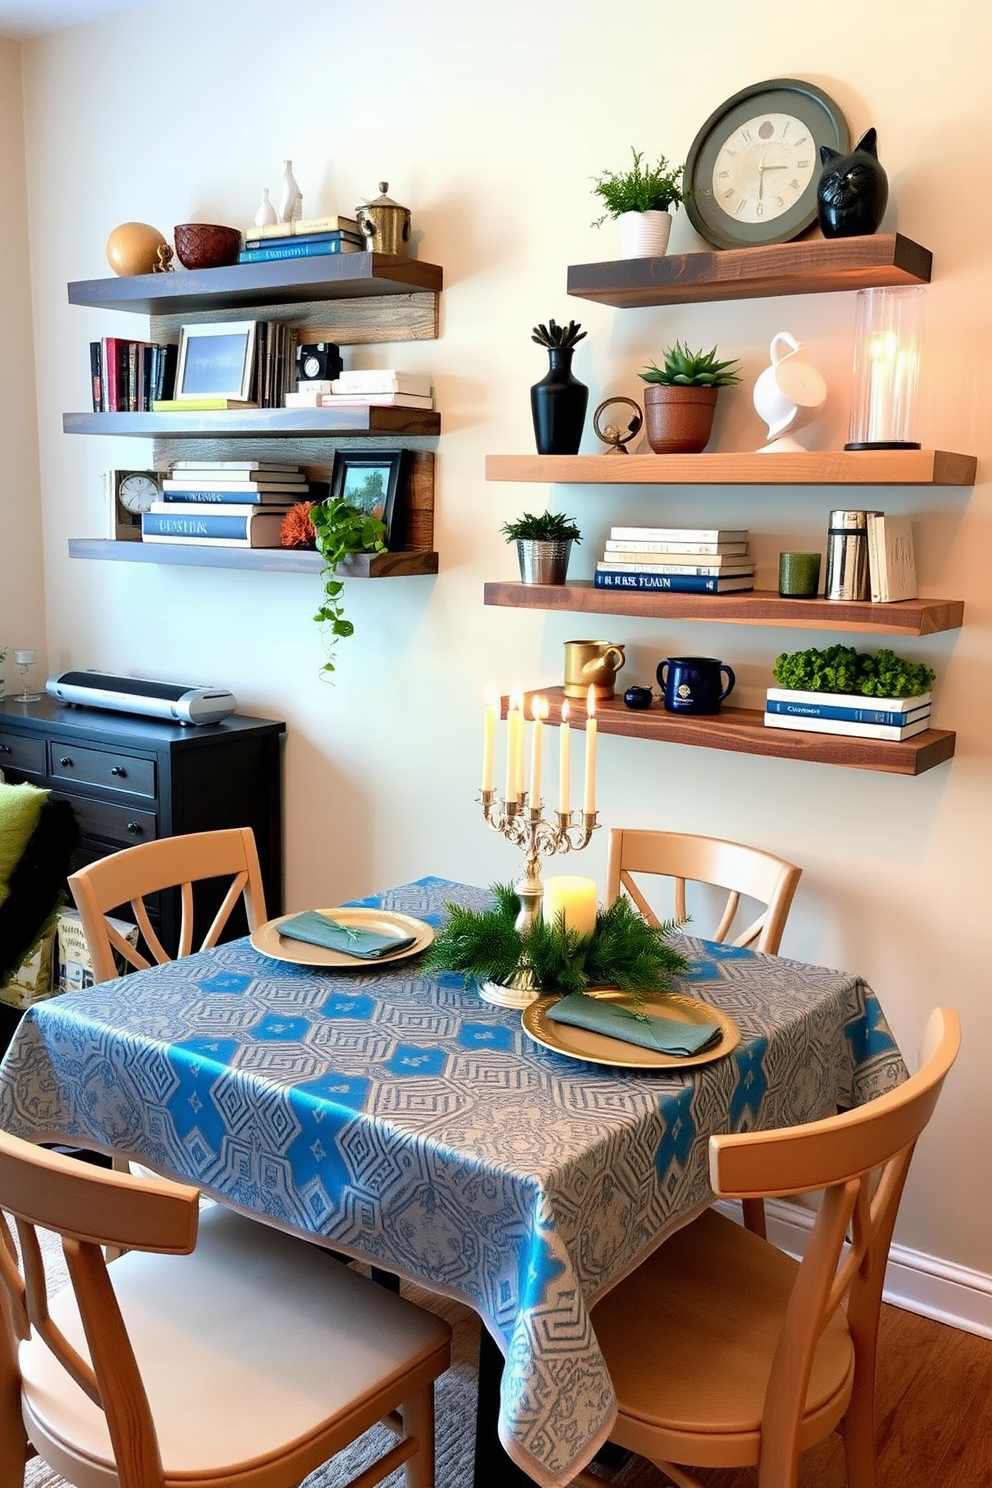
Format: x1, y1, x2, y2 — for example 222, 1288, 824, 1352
68, 826, 267, 984
605, 827, 802, 955
0, 1131, 452, 1488
571, 1006, 960, 1488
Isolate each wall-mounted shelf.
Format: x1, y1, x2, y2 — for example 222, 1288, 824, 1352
502, 687, 954, 777
566, 233, 931, 309
67, 540, 437, 576
484, 582, 963, 637
64, 407, 440, 439
485, 450, 977, 487
67, 253, 443, 316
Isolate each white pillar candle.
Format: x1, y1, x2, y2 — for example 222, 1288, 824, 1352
482, 686, 496, 792
509, 689, 525, 801
529, 696, 545, 806
583, 686, 597, 815
505, 692, 518, 801
558, 698, 571, 815
543, 875, 598, 938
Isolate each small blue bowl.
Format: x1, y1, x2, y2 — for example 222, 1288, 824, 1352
623, 685, 654, 710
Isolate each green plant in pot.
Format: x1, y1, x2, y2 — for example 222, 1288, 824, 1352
310, 495, 388, 675
501, 509, 582, 586
639, 342, 741, 454
592, 147, 685, 258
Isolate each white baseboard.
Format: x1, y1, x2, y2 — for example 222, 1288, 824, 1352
716, 1198, 992, 1341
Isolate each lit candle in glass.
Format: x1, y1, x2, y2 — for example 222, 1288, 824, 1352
558, 698, 571, 815
529, 695, 545, 806
482, 686, 496, 792
583, 686, 597, 814
543, 875, 598, 938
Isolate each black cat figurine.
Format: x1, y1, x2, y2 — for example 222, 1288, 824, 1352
817, 127, 889, 238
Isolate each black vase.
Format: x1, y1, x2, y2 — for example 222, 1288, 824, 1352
530, 348, 588, 455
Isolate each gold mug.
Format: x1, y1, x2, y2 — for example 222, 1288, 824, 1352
563, 640, 626, 699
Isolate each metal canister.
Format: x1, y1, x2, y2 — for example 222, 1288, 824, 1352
355, 182, 412, 255
824, 509, 875, 601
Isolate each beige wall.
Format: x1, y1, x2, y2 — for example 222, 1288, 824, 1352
0, 35, 44, 676
6, 0, 991, 1277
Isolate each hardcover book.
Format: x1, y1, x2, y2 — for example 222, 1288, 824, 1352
866, 513, 917, 603
244, 214, 360, 241
604, 539, 750, 556
238, 239, 362, 263
141, 509, 288, 546
317, 392, 434, 409
596, 560, 755, 578
763, 712, 931, 742
599, 552, 753, 569
609, 526, 748, 543
593, 571, 755, 593
148, 501, 295, 519
171, 460, 301, 472
331, 371, 434, 396
765, 687, 932, 713
150, 399, 257, 412
765, 698, 931, 727
161, 474, 305, 489
243, 229, 363, 251
159, 489, 306, 506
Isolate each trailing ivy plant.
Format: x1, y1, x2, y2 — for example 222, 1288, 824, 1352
310, 495, 388, 676
424, 882, 689, 1004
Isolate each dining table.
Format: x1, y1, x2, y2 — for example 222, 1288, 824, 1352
0, 875, 908, 1488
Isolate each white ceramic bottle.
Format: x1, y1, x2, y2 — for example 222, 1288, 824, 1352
279, 160, 303, 224
254, 187, 277, 227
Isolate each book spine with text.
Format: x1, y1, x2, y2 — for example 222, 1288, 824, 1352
765, 687, 931, 713
604, 539, 749, 556
594, 570, 754, 593
765, 699, 931, 727
763, 712, 930, 742
89, 341, 102, 411
246, 214, 360, 241
159, 488, 302, 503
238, 239, 362, 263
609, 527, 747, 543
596, 561, 755, 578
141, 511, 286, 543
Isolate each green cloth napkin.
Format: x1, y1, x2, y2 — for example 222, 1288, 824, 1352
277, 910, 417, 959
546, 991, 722, 1056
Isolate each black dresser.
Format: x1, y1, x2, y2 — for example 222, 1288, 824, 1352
0, 696, 285, 1052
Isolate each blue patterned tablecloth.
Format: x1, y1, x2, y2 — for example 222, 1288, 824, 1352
0, 877, 906, 1487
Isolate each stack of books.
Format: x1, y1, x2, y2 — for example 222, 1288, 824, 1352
90, 337, 177, 411
286, 369, 434, 411
141, 461, 312, 549
239, 214, 364, 264
594, 526, 755, 593
763, 688, 933, 742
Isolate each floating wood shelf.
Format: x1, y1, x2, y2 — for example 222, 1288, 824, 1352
67, 539, 438, 577
485, 450, 977, 487
483, 582, 963, 637
67, 253, 443, 316
566, 234, 931, 308
65, 407, 440, 439
502, 687, 954, 777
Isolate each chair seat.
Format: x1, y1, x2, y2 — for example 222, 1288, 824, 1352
590, 1208, 855, 1467
20, 1204, 451, 1488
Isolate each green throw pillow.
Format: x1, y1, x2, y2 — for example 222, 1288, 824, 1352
0, 780, 51, 909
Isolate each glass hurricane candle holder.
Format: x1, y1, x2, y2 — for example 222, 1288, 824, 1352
846, 285, 925, 450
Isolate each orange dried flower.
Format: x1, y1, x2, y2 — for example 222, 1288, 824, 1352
280, 500, 317, 549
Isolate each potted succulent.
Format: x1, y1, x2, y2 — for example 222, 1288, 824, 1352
530, 318, 588, 455
501, 509, 582, 585
639, 342, 741, 454
592, 147, 685, 259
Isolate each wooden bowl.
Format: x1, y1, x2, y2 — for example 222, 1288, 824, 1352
173, 223, 242, 270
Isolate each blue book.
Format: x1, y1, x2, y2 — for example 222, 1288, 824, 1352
141, 509, 288, 547
593, 570, 755, 594
243, 229, 362, 250
765, 698, 931, 727
159, 487, 302, 505
238, 239, 363, 263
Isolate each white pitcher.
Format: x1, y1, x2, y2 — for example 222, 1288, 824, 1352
753, 331, 827, 452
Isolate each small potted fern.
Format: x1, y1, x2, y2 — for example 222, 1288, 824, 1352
530, 318, 588, 455
639, 342, 741, 454
592, 147, 685, 259
501, 509, 582, 585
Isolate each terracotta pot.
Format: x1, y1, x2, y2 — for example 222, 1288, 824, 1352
643, 384, 718, 454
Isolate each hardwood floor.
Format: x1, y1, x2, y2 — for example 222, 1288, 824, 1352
608, 1304, 992, 1488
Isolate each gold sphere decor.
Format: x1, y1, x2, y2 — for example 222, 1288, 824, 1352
105, 222, 168, 277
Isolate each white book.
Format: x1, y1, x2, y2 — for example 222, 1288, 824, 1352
763, 712, 931, 742
317, 392, 434, 409
600, 551, 751, 568
161, 478, 306, 493
596, 560, 755, 577
283, 390, 328, 407
170, 460, 300, 473
149, 501, 295, 518
609, 526, 747, 542
766, 687, 931, 712
604, 539, 749, 556
866, 513, 917, 603
331, 371, 433, 396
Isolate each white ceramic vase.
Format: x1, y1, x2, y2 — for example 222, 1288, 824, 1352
254, 188, 277, 227
617, 209, 673, 259
753, 331, 828, 453
279, 160, 303, 224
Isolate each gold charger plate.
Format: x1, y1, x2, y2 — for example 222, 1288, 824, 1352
522, 989, 740, 1070
251, 908, 435, 969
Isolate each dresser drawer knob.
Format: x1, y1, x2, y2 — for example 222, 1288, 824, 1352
110, 765, 127, 777
0, 744, 10, 754
126, 822, 144, 835
59, 756, 73, 768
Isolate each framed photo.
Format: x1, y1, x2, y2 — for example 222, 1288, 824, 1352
329, 449, 406, 547
174, 320, 257, 402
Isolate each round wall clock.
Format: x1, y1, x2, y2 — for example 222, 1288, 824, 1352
683, 78, 849, 250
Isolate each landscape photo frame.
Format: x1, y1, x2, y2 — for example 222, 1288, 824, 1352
329, 449, 406, 547
174, 320, 257, 402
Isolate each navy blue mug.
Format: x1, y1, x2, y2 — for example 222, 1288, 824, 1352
656, 656, 736, 715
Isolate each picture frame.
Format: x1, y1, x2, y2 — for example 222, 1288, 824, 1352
174, 320, 257, 402
329, 449, 406, 547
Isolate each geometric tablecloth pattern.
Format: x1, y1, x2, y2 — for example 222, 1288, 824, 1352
0, 877, 907, 1486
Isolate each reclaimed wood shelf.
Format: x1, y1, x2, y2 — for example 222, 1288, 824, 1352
485, 450, 977, 486
502, 687, 954, 777
64, 407, 440, 438
483, 582, 963, 637
67, 540, 438, 577
566, 234, 931, 308
67, 252, 443, 316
